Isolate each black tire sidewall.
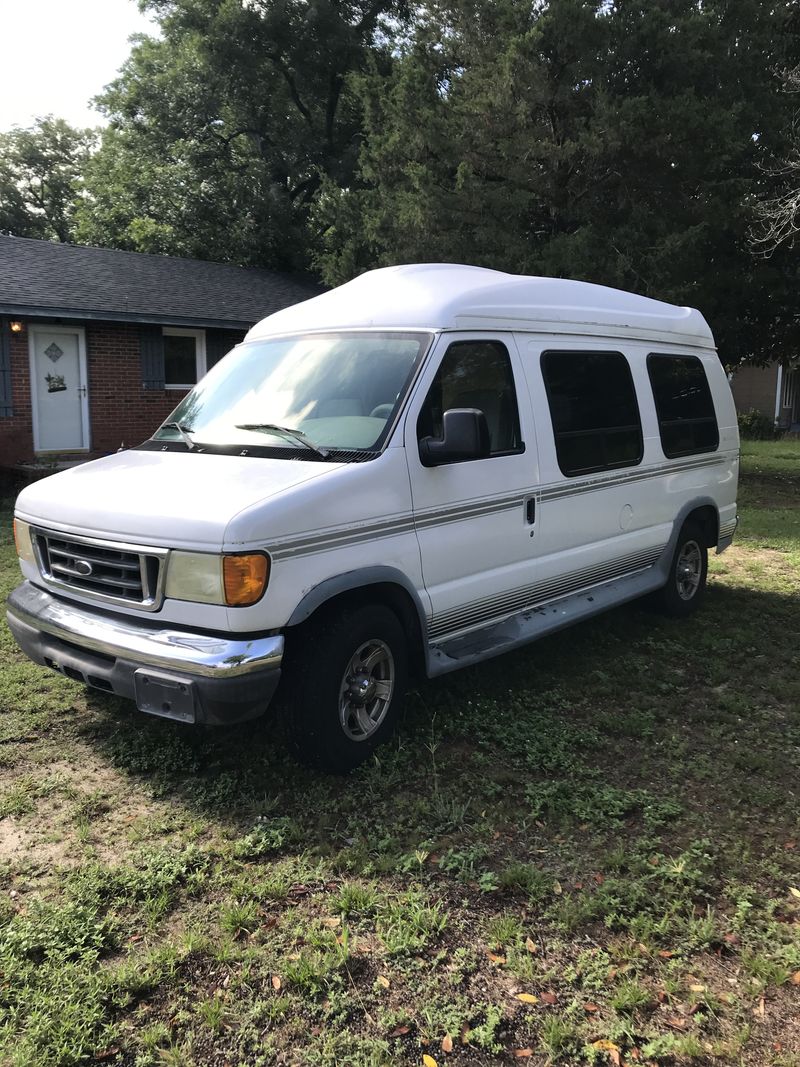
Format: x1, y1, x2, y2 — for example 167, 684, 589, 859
285, 604, 408, 772
660, 522, 709, 618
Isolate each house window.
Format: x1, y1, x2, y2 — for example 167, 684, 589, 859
541, 350, 643, 477
163, 328, 206, 388
647, 354, 719, 458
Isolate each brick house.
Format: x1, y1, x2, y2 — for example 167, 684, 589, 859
729, 362, 800, 432
0, 236, 319, 472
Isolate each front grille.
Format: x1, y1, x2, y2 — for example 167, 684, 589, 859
32, 529, 165, 610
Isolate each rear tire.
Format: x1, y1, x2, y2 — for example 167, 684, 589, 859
283, 604, 408, 773
655, 521, 708, 618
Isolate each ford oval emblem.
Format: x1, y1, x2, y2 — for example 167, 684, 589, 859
74, 559, 93, 576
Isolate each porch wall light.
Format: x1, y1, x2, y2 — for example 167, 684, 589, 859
9, 321, 23, 333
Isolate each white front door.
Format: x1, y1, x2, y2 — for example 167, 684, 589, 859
404, 333, 539, 642
29, 326, 90, 452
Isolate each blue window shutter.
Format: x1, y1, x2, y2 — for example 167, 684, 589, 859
140, 325, 165, 390
0, 319, 12, 418
205, 328, 243, 372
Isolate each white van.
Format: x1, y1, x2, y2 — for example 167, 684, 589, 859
7, 265, 739, 771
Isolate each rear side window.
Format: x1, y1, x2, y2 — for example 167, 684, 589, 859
647, 354, 719, 458
540, 350, 643, 477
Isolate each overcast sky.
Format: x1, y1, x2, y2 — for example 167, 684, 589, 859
0, 0, 158, 131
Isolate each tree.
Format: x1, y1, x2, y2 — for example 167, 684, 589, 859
77, 0, 408, 269
0, 117, 95, 242
316, 0, 800, 364
751, 64, 800, 253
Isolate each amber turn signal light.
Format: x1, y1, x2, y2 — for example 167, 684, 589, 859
222, 553, 269, 606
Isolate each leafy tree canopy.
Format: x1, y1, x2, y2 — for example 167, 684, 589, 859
0, 117, 95, 243
76, 0, 409, 269
315, 0, 800, 364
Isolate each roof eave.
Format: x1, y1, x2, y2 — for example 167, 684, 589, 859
0, 303, 256, 331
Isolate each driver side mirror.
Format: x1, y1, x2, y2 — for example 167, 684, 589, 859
419, 408, 491, 467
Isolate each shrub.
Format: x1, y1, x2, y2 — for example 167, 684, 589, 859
737, 408, 778, 440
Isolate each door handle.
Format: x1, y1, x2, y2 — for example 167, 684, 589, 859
77, 385, 87, 397
525, 497, 536, 524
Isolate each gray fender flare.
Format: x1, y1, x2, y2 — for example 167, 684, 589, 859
655, 497, 719, 579
286, 566, 430, 637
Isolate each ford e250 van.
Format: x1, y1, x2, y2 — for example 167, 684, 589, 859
7, 265, 739, 771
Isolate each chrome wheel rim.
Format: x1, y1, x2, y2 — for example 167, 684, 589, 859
676, 540, 702, 600
338, 639, 395, 741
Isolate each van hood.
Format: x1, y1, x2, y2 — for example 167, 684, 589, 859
14, 449, 342, 550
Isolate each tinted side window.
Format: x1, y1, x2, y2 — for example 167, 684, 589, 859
647, 354, 719, 458
540, 350, 643, 477
417, 340, 522, 456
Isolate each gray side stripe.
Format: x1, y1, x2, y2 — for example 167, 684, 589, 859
267, 454, 727, 561
539, 454, 727, 503
430, 545, 664, 641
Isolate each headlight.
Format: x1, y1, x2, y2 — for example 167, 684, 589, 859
165, 552, 224, 604
13, 519, 35, 565
165, 551, 270, 607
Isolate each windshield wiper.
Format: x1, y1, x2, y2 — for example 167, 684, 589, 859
235, 423, 330, 458
162, 421, 196, 450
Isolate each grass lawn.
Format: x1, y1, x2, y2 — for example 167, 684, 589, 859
0, 439, 799, 1067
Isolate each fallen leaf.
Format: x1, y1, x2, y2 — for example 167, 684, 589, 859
540, 991, 558, 1005
93, 1049, 120, 1061
723, 933, 740, 946
271, 975, 281, 991
593, 872, 605, 885
376, 975, 390, 989
441, 1034, 453, 1053
321, 916, 340, 928
487, 952, 506, 964
658, 950, 675, 959
665, 1016, 687, 1030
553, 881, 563, 894
584, 1002, 599, 1013
423, 1056, 438, 1067
514, 1050, 533, 1059
790, 971, 800, 985
789, 887, 800, 900
516, 993, 539, 1005
784, 841, 796, 850
388, 1024, 411, 1038
756, 997, 766, 1017
690, 984, 706, 993
592, 1039, 621, 1066
525, 937, 537, 954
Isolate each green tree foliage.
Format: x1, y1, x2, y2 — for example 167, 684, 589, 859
0, 117, 95, 242
77, 0, 407, 269
316, 0, 800, 363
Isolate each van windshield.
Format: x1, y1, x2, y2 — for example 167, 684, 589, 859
151, 331, 432, 456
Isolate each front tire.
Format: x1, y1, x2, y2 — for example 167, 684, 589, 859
283, 604, 408, 773
655, 521, 708, 618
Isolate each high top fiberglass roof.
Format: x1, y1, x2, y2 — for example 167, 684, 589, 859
246, 263, 714, 347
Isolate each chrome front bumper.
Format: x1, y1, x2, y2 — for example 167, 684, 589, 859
6, 581, 284, 725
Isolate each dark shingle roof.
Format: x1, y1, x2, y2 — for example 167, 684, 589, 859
0, 236, 320, 329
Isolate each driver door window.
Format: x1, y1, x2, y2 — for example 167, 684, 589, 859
417, 340, 523, 457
